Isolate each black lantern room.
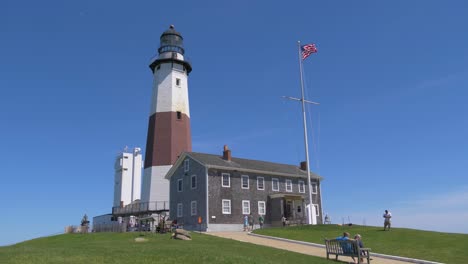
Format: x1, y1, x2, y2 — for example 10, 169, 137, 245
149, 25, 192, 74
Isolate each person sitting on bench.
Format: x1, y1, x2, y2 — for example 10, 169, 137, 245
336, 232, 353, 254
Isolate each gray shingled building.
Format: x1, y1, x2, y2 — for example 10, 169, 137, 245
165, 145, 323, 231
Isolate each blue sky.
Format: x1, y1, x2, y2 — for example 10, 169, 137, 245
1, 0, 468, 246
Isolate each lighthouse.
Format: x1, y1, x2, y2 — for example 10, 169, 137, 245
141, 25, 192, 203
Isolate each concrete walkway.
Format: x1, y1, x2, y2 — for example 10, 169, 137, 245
206, 231, 413, 264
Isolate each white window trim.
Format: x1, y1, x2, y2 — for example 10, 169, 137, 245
177, 179, 183, 192
241, 175, 249, 189
257, 176, 264, 190
311, 182, 318, 194
191, 201, 197, 216
184, 159, 189, 172
272, 178, 279, 191
313, 204, 320, 216
298, 180, 305, 193
191, 175, 197, 189
177, 203, 183, 217
222, 173, 230, 187
222, 199, 231, 214
242, 200, 250, 215
258, 201, 266, 215
285, 179, 292, 192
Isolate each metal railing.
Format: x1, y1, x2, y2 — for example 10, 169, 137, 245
112, 201, 169, 215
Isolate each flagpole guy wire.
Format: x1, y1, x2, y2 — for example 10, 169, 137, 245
282, 41, 319, 225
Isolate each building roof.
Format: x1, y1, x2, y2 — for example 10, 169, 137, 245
166, 152, 323, 180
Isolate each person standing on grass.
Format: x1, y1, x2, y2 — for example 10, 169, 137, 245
383, 210, 392, 231
258, 215, 264, 229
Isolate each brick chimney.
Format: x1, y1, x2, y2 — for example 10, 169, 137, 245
300, 161, 308, 171
223, 145, 232, 161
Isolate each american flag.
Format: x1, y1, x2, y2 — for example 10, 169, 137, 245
301, 43, 318, 60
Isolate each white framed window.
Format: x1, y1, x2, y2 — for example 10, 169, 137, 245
222, 173, 230, 187
222, 199, 231, 214
257, 176, 264, 190
242, 200, 250, 214
177, 203, 183, 217
311, 182, 318, 194
177, 179, 183, 192
272, 178, 279, 191
313, 204, 320, 216
184, 159, 189, 172
258, 201, 266, 215
241, 175, 249, 189
191, 201, 197, 216
176, 78, 181, 86
298, 180, 305, 193
285, 179, 292, 192
191, 175, 197, 189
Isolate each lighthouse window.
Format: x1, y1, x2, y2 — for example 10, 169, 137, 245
177, 111, 182, 120
176, 78, 181, 86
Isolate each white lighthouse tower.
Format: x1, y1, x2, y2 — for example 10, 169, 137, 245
141, 25, 192, 203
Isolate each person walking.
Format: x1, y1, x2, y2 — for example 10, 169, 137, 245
383, 210, 392, 231
243, 215, 249, 231
248, 213, 254, 231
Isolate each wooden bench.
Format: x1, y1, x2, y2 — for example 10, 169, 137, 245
324, 239, 371, 264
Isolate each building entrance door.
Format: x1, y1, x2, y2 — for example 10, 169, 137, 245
285, 200, 293, 219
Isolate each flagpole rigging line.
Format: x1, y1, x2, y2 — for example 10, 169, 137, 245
302, 69, 320, 171
302, 68, 322, 219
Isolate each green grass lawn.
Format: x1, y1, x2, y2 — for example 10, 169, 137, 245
254, 224, 468, 264
0, 232, 331, 264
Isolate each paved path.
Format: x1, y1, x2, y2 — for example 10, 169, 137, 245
206, 231, 411, 264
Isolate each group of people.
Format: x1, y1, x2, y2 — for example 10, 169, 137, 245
336, 232, 364, 247
336, 232, 368, 263
241, 209, 391, 234
243, 213, 265, 231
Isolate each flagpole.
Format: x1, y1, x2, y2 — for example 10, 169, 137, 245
297, 41, 315, 225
